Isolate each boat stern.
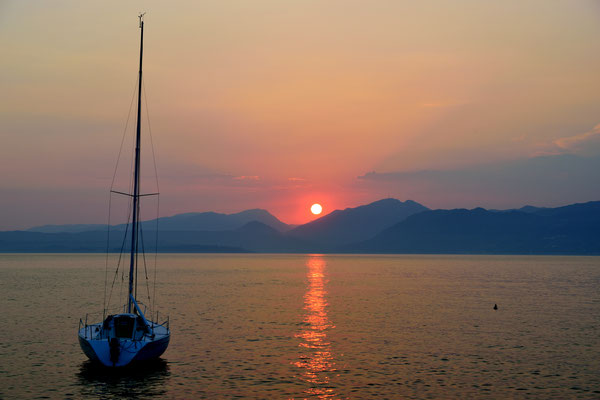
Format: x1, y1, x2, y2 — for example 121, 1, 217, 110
78, 316, 170, 367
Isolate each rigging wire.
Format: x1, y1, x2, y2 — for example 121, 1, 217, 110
125, 77, 140, 309
107, 212, 132, 310
103, 193, 112, 320
139, 220, 153, 314
135, 193, 140, 305
103, 76, 139, 317
153, 194, 160, 315
110, 76, 139, 190
142, 78, 161, 315
104, 67, 162, 317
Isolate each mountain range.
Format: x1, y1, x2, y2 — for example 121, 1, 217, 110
1, 198, 599, 254
354, 202, 600, 254
287, 199, 428, 247
27, 208, 292, 233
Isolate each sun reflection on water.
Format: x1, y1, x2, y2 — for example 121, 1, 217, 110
294, 255, 337, 399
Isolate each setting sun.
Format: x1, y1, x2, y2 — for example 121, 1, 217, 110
311, 203, 323, 215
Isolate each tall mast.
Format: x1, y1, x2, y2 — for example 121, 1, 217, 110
128, 14, 145, 313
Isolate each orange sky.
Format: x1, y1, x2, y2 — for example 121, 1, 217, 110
1, 1, 600, 228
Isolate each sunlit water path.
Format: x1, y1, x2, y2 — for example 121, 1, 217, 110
294, 256, 337, 398
1, 254, 599, 399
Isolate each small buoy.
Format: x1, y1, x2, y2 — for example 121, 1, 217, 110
493, 304, 498, 310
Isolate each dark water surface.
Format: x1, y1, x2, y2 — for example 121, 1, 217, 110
1, 254, 599, 399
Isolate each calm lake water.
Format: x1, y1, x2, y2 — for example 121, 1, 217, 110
1, 254, 599, 399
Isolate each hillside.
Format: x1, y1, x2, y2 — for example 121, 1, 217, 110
5, 200, 600, 254
287, 199, 428, 247
352, 201, 600, 254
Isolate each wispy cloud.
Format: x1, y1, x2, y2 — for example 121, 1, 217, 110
554, 123, 600, 151
287, 177, 306, 182
233, 175, 260, 181
534, 123, 600, 156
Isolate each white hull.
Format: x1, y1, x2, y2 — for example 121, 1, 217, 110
78, 318, 170, 367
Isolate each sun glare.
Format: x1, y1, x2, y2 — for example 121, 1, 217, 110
311, 203, 323, 215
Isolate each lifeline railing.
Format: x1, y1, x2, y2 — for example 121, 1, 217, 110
79, 314, 95, 339
79, 301, 170, 340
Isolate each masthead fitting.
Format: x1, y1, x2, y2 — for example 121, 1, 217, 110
139, 12, 146, 28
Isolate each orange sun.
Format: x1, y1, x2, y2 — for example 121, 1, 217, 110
310, 203, 323, 215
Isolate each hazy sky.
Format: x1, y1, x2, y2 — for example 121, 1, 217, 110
1, 1, 600, 229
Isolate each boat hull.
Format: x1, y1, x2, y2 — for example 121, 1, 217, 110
133, 335, 170, 361
78, 333, 100, 363
78, 323, 170, 367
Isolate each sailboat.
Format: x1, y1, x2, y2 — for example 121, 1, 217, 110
78, 14, 170, 368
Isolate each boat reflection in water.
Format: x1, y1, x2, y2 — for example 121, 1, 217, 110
294, 255, 337, 399
77, 359, 170, 398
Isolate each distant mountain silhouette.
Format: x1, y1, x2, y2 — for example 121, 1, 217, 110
0, 229, 251, 253
287, 198, 429, 247
351, 201, 600, 254
27, 224, 106, 233
138, 209, 291, 232
5, 199, 600, 254
517, 205, 548, 213
0, 230, 118, 252
236, 220, 280, 234
0, 222, 302, 253
27, 209, 291, 234
526, 201, 600, 221
489, 205, 548, 214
